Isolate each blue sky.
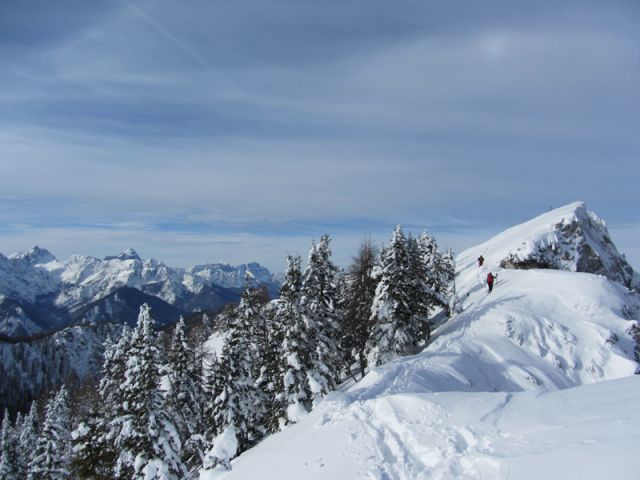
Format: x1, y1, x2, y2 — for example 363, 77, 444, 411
1, 0, 639, 271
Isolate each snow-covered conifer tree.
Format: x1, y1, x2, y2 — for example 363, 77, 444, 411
72, 328, 131, 478
100, 328, 131, 420
417, 233, 453, 312
17, 401, 38, 477
201, 312, 214, 339
166, 316, 205, 471
301, 235, 342, 403
276, 255, 311, 426
201, 352, 222, 442
203, 286, 266, 469
28, 385, 72, 480
0, 409, 19, 480
71, 409, 112, 480
367, 225, 422, 366
114, 304, 185, 480
407, 234, 434, 339
258, 302, 286, 433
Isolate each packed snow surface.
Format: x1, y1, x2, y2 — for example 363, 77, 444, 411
201, 203, 640, 479
202, 377, 640, 480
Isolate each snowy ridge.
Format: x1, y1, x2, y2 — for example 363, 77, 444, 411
472, 202, 638, 289
201, 203, 640, 479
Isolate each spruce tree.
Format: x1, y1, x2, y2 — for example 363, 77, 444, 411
17, 401, 38, 477
72, 328, 131, 479
417, 233, 452, 312
367, 225, 422, 366
204, 286, 266, 468
0, 409, 19, 480
259, 302, 286, 433
276, 255, 311, 426
71, 409, 112, 480
201, 351, 223, 443
114, 304, 185, 480
407, 234, 434, 340
339, 238, 379, 378
301, 235, 342, 404
28, 385, 72, 480
166, 316, 205, 471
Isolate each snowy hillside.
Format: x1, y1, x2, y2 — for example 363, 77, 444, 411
201, 203, 640, 479
0, 322, 121, 412
0, 247, 279, 337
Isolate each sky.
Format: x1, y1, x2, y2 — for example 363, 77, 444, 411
1, 0, 639, 272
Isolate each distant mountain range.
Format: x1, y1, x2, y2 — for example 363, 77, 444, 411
0, 246, 280, 338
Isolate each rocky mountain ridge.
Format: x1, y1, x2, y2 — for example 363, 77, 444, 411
0, 247, 279, 338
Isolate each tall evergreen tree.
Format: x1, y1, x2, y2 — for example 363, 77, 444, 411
0, 409, 19, 480
367, 225, 423, 366
70, 328, 133, 479
258, 301, 286, 433
301, 235, 342, 403
71, 408, 113, 480
28, 385, 72, 480
17, 401, 38, 477
276, 255, 312, 426
166, 316, 205, 471
114, 304, 185, 480
204, 285, 266, 468
407, 234, 434, 340
339, 238, 379, 378
201, 350, 223, 444
417, 233, 453, 312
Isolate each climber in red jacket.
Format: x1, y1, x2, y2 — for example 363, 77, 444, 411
487, 272, 497, 293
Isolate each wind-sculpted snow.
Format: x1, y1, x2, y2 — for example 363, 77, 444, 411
352, 268, 638, 399
203, 377, 640, 480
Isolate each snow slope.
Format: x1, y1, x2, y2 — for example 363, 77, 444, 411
201, 203, 640, 479
203, 376, 640, 480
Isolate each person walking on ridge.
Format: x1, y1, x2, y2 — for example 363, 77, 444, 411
487, 272, 497, 293
478, 255, 485, 267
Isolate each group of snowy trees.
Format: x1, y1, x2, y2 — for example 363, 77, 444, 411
0, 225, 454, 479
0, 388, 70, 479
199, 227, 453, 471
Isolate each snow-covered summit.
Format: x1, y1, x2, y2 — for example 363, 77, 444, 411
8, 245, 58, 265
467, 202, 638, 289
103, 248, 142, 261
188, 261, 275, 291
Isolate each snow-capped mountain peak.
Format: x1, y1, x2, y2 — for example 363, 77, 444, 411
464, 202, 638, 290
9, 245, 57, 265
0, 248, 279, 338
104, 248, 142, 261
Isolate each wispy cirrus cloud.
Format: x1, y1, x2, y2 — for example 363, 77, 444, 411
0, 0, 638, 269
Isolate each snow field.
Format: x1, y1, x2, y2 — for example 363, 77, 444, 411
202, 376, 640, 479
